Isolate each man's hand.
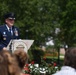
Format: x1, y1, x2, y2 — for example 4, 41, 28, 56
3, 47, 7, 50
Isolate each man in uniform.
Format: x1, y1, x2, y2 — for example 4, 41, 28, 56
0, 12, 20, 51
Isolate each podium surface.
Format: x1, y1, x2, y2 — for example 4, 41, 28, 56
7, 39, 34, 53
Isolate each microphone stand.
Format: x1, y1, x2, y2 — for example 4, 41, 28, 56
9, 39, 13, 53
9, 28, 13, 53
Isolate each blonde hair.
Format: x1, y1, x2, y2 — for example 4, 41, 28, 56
13, 50, 28, 69
0, 50, 21, 75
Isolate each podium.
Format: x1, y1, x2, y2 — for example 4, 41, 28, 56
7, 39, 34, 53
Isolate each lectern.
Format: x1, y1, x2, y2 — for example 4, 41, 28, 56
7, 39, 34, 53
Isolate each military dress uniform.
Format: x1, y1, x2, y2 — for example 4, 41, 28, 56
0, 25, 20, 50
0, 12, 20, 50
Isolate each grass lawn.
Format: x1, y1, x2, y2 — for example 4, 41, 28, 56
45, 55, 64, 60
44, 55, 64, 66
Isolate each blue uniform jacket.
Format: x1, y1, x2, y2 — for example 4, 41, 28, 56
0, 25, 20, 50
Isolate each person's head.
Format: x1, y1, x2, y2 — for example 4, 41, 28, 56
0, 50, 8, 75
64, 47, 76, 69
4, 12, 15, 27
13, 50, 28, 69
0, 50, 21, 75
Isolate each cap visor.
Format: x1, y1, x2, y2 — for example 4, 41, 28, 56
8, 17, 15, 20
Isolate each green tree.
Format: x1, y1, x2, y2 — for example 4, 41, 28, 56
58, 0, 76, 47
0, 0, 59, 48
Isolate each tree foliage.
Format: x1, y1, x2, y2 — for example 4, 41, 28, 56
0, 0, 76, 48
58, 0, 76, 47
0, 0, 59, 47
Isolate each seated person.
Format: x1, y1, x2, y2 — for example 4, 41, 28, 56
0, 50, 21, 75
13, 50, 28, 70
53, 47, 76, 75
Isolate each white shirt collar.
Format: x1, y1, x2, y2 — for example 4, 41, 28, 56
6, 24, 12, 31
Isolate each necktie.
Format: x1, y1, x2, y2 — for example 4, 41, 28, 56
9, 28, 11, 34
9, 28, 13, 36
